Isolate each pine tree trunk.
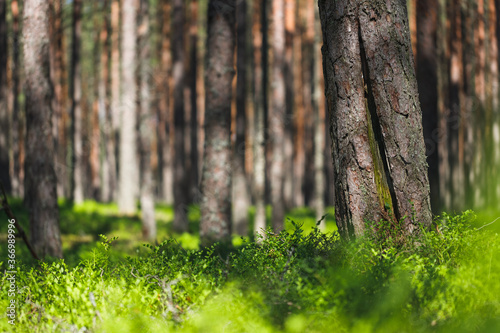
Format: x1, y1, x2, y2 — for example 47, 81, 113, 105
118, 0, 138, 215
417, 0, 440, 213
157, 0, 174, 205
90, 1, 101, 201
70, 0, 84, 204
0, 0, 10, 193
23, 0, 62, 258
172, 0, 188, 232
232, 0, 250, 236
200, 0, 236, 245
189, 0, 200, 206
253, 0, 267, 238
110, 0, 120, 201
138, 0, 156, 240
319, 0, 432, 238
269, 0, 286, 232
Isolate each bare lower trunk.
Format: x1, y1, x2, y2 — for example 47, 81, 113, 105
200, 0, 236, 245
110, 0, 120, 201
0, 0, 9, 192
24, 0, 62, 258
319, 0, 432, 238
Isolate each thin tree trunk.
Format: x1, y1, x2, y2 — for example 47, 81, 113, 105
0, 0, 9, 193
23, 0, 62, 258
232, 0, 250, 236
417, 0, 440, 213
172, 0, 188, 232
293, 0, 304, 208
189, 0, 199, 204
157, 0, 173, 204
312, 0, 325, 227
90, 1, 101, 201
319, 0, 432, 238
70, 0, 84, 204
138, 0, 156, 240
110, 0, 120, 201
118, 0, 138, 214
253, 0, 266, 238
200, 0, 236, 245
9, 0, 23, 198
101, 0, 115, 203
269, 0, 286, 232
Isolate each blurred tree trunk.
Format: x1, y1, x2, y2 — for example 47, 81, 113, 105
232, 0, 250, 236
417, 0, 440, 213
253, 0, 266, 237
70, 0, 84, 204
8, 0, 23, 198
157, 0, 173, 205
189, 0, 199, 204
90, 1, 101, 201
172, 0, 188, 232
495, 0, 500, 200
311, 0, 325, 227
200, 0, 235, 245
292, 0, 304, 208
269, 0, 286, 232
23, 0, 62, 258
282, 0, 294, 210
138, 0, 156, 240
101, 0, 115, 203
110, 0, 120, 201
319, 0, 432, 238
118, 0, 138, 215
0, 0, 10, 193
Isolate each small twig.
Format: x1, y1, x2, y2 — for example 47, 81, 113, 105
476, 216, 500, 230
0, 181, 40, 260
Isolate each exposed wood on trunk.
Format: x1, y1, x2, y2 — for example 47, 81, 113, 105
23, 0, 62, 258
200, 0, 236, 245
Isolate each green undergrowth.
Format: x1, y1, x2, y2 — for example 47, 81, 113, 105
1, 209, 499, 332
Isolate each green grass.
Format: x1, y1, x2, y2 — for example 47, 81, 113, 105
0, 200, 499, 332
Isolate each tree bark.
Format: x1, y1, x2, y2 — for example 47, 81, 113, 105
189, 0, 200, 206
118, 0, 138, 215
200, 0, 236, 245
138, 0, 156, 240
172, 0, 188, 232
319, 0, 432, 238
70, 0, 84, 204
90, 1, 101, 201
110, 0, 120, 201
23, 0, 62, 258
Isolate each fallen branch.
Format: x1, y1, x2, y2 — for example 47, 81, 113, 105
0, 181, 40, 261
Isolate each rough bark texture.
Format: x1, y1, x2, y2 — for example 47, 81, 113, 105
232, 0, 250, 236
269, 0, 286, 232
70, 0, 84, 204
0, 0, 9, 193
138, 0, 156, 241
200, 0, 235, 245
253, 0, 266, 238
172, 0, 188, 232
417, 0, 440, 213
23, 0, 62, 258
118, 0, 138, 215
319, 0, 432, 238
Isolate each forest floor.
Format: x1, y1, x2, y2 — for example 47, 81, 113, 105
0, 199, 499, 332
